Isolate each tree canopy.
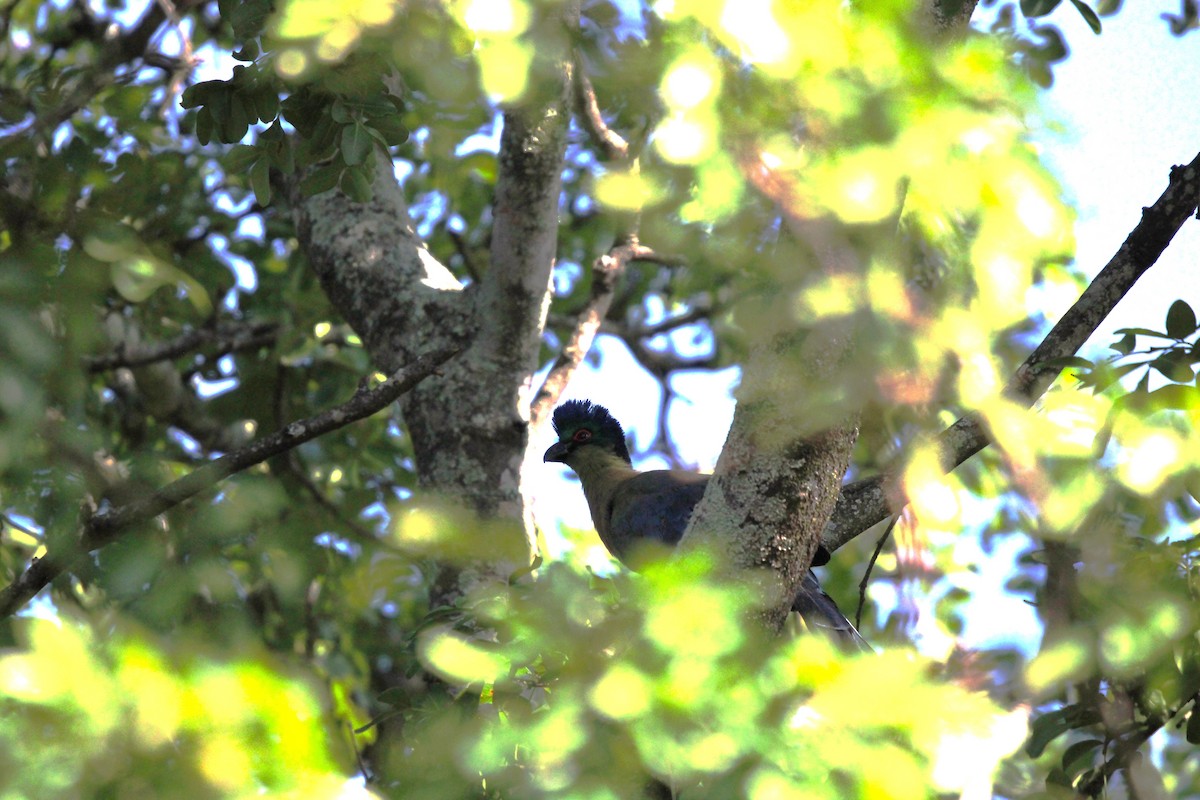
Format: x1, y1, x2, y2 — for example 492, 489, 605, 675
1, 0, 1199, 797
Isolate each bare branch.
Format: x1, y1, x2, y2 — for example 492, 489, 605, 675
636, 304, 711, 338
447, 228, 483, 283
0, 345, 462, 619
823, 150, 1200, 554
571, 61, 629, 161
530, 237, 664, 428
85, 320, 278, 372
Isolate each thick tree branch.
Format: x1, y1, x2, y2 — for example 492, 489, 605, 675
0, 345, 461, 619
823, 150, 1200, 554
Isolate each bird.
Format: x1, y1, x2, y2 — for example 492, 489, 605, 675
544, 399, 871, 652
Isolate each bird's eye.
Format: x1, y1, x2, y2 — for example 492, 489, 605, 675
572, 429, 592, 443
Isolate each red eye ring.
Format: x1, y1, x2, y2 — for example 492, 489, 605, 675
572, 429, 592, 442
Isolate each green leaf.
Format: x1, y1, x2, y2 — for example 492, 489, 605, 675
221, 95, 250, 143
1114, 327, 1172, 339
82, 223, 140, 262
1151, 354, 1194, 383
369, 115, 410, 147
1021, 0, 1063, 16
1187, 708, 1200, 744
377, 686, 409, 707
226, 144, 260, 174
300, 164, 342, 196
1068, 0, 1102, 32
195, 106, 214, 145
1026, 708, 1073, 757
249, 158, 272, 206
1091, 361, 1140, 392
1061, 738, 1103, 777
267, 138, 295, 173
1112, 332, 1136, 355
340, 165, 374, 203
180, 80, 222, 110
111, 255, 172, 302
341, 123, 373, 166
330, 102, 353, 125
1165, 299, 1197, 339
253, 88, 280, 123
1145, 383, 1197, 409
232, 40, 260, 62
229, 0, 271, 39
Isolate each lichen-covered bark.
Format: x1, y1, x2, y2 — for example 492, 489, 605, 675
680, 327, 860, 628
291, 88, 569, 586
291, 148, 469, 376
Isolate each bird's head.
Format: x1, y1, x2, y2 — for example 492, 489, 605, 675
543, 399, 632, 467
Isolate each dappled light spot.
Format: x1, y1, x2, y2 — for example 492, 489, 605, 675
655, 114, 714, 164
720, 0, 789, 64
1119, 429, 1182, 494
1025, 638, 1091, 696
662, 58, 718, 109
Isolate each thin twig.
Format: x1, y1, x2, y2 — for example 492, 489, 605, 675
284, 454, 378, 544
571, 59, 628, 161
856, 514, 899, 628
530, 238, 667, 428
0, 345, 462, 619
347, 721, 373, 783
0, 514, 42, 540
447, 228, 483, 283
85, 320, 278, 372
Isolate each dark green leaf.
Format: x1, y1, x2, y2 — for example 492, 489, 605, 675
195, 107, 214, 146
299, 164, 341, 197
226, 144, 259, 174
249, 158, 271, 206
341, 123, 373, 166
1151, 355, 1194, 383
340, 165, 374, 203
1021, 0, 1064, 17
1114, 327, 1172, 339
253, 89, 280, 124
1027, 708, 1073, 757
1091, 361, 1141, 392
232, 40, 260, 62
377, 686, 409, 707
1061, 738, 1103, 777
1068, 0, 1102, 32
1165, 299, 1197, 339
180, 80, 223, 110
229, 0, 271, 39
330, 102, 353, 125
221, 95, 250, 143
369, 115, 410, 147
1112, 332, 1136, 355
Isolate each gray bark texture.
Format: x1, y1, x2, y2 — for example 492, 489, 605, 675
291, 88, 570, 592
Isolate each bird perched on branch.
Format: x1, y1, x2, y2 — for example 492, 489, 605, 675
544, 399, 870, 652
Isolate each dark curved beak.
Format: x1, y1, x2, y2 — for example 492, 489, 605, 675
543, 441, 570, 463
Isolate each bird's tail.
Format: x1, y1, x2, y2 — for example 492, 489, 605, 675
792, 570, 873, 653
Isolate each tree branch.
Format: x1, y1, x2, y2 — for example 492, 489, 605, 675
822, 150, 1200, 554
571, 59, 629, 161
0, 345, 461, 619
85, 320, 278, 372
530, 237, 667, 428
